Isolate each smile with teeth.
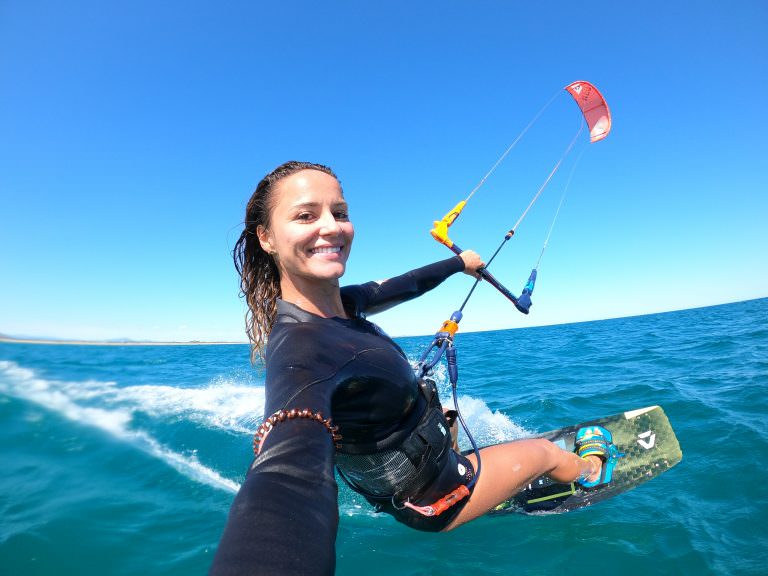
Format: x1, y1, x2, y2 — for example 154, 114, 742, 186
311, 246, 342, 254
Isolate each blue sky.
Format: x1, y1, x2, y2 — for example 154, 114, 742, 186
1, 1, 766, 342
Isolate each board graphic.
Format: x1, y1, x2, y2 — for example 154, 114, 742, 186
480, 405, 682, 515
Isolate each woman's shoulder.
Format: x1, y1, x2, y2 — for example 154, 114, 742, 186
266, 319, 326, 359
266, 303, 345, 368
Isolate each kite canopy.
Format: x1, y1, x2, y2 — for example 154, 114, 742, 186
565, 81, 611, 143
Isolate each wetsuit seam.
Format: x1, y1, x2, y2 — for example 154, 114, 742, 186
280, 347, 400, 408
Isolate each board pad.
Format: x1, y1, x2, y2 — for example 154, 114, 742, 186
478, 405, 682, 515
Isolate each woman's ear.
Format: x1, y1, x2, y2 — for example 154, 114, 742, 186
256, 225, 274, 255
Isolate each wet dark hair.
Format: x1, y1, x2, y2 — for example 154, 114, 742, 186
233, 161, 338, 362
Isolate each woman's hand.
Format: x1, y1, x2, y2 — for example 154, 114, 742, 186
459, 250, 485, 278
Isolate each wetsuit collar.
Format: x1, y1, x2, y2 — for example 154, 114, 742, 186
276, 298, 359, 324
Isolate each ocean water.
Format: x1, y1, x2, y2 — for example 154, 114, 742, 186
1, 298, 766, 575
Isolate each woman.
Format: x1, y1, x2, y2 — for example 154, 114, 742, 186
210, 161, 612, 575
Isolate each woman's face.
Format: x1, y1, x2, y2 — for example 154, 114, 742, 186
258, 169, 354, 288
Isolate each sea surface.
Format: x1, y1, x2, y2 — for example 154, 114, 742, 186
1, 298, 767, 575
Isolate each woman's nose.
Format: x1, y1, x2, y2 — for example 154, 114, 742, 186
318, 210, 341, 235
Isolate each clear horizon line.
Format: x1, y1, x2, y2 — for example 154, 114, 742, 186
0, 336, 248, 347
1, 296, 764, 347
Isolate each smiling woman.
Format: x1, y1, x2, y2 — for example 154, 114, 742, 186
212, 161, 607, 576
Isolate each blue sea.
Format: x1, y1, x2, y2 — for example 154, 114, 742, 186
1, 298, 766, 575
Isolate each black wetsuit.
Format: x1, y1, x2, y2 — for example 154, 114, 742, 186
210, 257, 475, 576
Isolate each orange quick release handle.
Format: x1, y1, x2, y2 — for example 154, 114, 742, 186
428, 485, 471, 516
402, 484, 471, 517
438, 319, 460, 339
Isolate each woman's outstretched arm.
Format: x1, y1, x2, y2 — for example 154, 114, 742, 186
210, 418, 338, 576
345, 252, 483, 316
211, 323, 339, 576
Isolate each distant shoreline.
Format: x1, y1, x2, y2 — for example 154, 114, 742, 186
2, 298, 765, 347
0, 336, 247, 347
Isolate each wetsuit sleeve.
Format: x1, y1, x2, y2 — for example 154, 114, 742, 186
210, 324, 338, 576
209, 421, 337, 576
343, 256, 464, 316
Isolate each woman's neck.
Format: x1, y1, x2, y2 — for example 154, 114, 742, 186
280, 278, 347, 319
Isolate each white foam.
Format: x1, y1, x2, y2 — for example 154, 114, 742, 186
450, 394, 530, 449
0, 360, 246, 493
0, 361, 36, 381
131, 430, 240, 493
414, 358, 530, 447
0, 360, 266, 435
105, 379, 265, 435
0, 361, 133, 436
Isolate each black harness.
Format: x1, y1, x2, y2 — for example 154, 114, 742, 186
335, 378, 454, 505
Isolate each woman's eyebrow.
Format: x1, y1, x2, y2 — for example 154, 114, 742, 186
290, 201, 348, 210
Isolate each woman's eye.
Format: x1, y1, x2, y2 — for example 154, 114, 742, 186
296, 212, 315, 221
334, 211, 349, 220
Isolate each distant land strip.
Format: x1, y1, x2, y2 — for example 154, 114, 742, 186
0, 334, 247, 346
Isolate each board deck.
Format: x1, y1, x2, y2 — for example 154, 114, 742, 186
475, 405, 682, 515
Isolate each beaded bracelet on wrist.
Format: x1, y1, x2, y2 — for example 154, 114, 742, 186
253, 408, 342, 456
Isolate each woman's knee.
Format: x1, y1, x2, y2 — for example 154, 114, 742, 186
525, 438, 564, 471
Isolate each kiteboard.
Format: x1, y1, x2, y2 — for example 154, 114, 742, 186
479, 405, 682, 515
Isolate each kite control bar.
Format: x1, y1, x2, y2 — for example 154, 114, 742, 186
446, 241, 530, 315
431, 202, 531, 314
